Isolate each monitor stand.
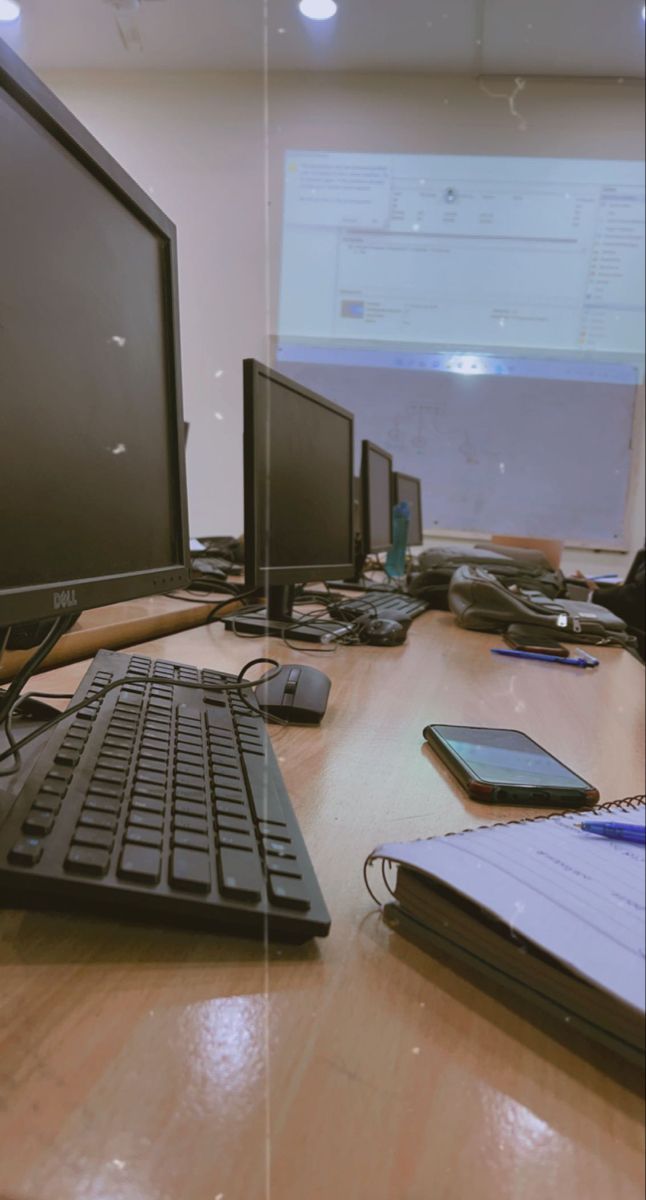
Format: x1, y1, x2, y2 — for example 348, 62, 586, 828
223, 585, 348, 645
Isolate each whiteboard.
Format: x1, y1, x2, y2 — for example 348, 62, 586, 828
274, 356, 638, 547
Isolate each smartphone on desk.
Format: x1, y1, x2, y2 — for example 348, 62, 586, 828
423, 724, 599, 807
503, 624, 569, 657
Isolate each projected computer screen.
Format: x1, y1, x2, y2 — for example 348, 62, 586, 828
278, 151, 645, 360
276, 151, 644, 546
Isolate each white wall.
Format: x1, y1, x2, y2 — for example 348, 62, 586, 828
43, 69, 645, 560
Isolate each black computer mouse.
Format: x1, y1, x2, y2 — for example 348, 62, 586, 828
253, 664, 332, 725
359, 618, 407, 647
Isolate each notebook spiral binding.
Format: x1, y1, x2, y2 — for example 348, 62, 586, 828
363, 794, 646, 907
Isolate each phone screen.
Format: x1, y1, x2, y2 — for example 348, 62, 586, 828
430, 726, 589, 789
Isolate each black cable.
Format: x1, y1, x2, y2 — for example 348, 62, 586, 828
0, 659, 285, 767
234, 659, 290, 727
206, 588, 260, 625
0, 614, 76, 726
0, 691, 74, 779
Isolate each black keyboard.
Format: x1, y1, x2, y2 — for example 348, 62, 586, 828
334, 592, 429, 623
0, 649, 330, 942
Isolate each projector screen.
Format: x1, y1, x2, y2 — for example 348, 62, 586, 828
276, 151, 645, 546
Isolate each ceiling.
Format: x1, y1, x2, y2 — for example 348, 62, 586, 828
1, 0, 645, 77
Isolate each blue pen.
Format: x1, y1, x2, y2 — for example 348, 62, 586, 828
491, 648, 597, 668
577, 821, 646, 845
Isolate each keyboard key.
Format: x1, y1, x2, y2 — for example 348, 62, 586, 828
97, 746, 130, 762
130, 796, 165, 815
84, 794, 121, 815
173, 830, 209, 852
65, 845, 110, 876
55, 749, 80, 768
177, 736, 203, 752
129, 811, 164, 831
173, 814, 208, 835
93, 767, 126, 784
258, 819, 288, 835
176, 758, 205, 776
62, 736, 85, 754
211, 753, 239, 770
23, 811, 55, 836
215, 798, 247, 817
266, 856, 303, 878
176, 773, 206, 791
73, 827, 114, 850
169, 848, 212, 893
135, 769, 167, 787
137, 763, 169, 782
124, 826, 163, 849
174, 800, 207, 819
97, 754, 129, 773
240, 741, 264, 757
9, 838, 43, 866
175, 761, 206, 780
46, 765, 73, 783
263, 838, 296, 859
218, 848, 263, 901
243, 754, 285, 824
216, 814, 254, 836
33, 795, 62, 815
214, 785, 245, 803
131, 782, 165, 800
267, 873, 311, 910
118, 844, 161, 884
79, 810, 118, 832
174, 784, 207, 803
104, 736, 134, 751
87, 782, 123, 799
219, 829, 254, 852
39, 777, 68, 796
211, 763, 240, 781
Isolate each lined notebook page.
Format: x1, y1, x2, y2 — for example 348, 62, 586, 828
372, 804, 645, 1013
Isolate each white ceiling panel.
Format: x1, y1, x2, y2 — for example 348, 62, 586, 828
0, 0, 644, 76
481, 0, 646, 78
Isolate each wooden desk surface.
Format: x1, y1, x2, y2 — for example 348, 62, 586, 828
0, 592, 230, 683
0, 614, 644, 1200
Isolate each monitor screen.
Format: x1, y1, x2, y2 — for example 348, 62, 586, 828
244, 360, 354, 589
361, 442, 393, 553
0, 43, 188, 627
394, 473, 423, 546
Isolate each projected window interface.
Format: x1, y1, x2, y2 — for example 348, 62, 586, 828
279, 152, 645, 361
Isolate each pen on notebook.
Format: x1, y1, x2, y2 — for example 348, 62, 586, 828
490, 648, 596, 668
577, 821, 646, 845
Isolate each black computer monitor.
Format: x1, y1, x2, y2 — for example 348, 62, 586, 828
226, 360, 354, 641
361, 442, 393, 555
394, 472, 424, 547
0, 42, 189, 636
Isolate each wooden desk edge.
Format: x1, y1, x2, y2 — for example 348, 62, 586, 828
0, 596, 241, 682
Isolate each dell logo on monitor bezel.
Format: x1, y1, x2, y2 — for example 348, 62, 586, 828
53, 588, 78, 611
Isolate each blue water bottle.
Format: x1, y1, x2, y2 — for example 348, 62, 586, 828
385, 500, 410, 579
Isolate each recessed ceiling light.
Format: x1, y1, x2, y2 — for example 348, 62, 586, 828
0, 0, 21, 22
299, 0, 338, 21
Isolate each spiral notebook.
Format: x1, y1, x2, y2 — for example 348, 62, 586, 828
366, 796, 645, 1064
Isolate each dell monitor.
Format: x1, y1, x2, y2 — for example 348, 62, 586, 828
225, 360, 354, 641
361, 442, 394, 555
0, 41, 189, 643
394, 472, 424, 547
